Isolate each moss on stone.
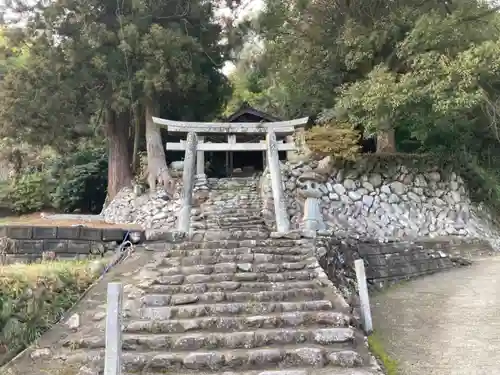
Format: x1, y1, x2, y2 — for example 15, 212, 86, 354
368, 331, 399, 375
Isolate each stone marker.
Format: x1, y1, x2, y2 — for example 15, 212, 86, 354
105, 282, 123, 375
354, 259, 373, 334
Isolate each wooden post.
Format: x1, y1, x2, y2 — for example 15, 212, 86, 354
104, 282, 123, 375
354, 259, 373, 334
266, 130, 290, 233
177, 132, 198, 233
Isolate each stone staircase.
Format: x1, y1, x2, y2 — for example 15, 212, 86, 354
2, 177, 381, 375
191, 177, 268, 233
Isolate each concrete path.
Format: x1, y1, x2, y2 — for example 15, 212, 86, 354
371, 257, 500, 375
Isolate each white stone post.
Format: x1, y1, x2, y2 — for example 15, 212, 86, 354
354, 259, 373, 334
177, 132, 198, 233
266, 130, 290, 233
104, 282, 123, 375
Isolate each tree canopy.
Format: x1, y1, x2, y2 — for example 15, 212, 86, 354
0, 0, 235, 197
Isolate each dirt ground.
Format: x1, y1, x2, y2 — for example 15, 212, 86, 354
0, 212, 141, 229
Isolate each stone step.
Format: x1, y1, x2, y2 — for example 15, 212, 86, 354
201, 228, 267, 234
140, 288, 324, 306
195, 209, 263, 215
155, 247, 313, 257
154, 261, 316, 277
151, 270, 316, 285
204, 217, 265, 223
201, 220, 266, 225
65, 347, 366, 372
207, 197, 260, 201
209, 186, 259, 191
174, 239, 306, 249
204, 223, 266, 229
195, 211, 262, 217
205, 197, 260, 200
202, 225, 268, 231
191, 223, 268, 231
124, 310, 352, 334
203, 198, 260, 202
144, 280, 320, 295
179, 252, 307, 264
132, 300, 334, 319
201, 221, 265, 227
201, 207, 262, 213
158, 254, 309, 267
204, 206, 262, 210
188, 230, 271, 242
121, 368, 379, 375
66, 327, 358, 351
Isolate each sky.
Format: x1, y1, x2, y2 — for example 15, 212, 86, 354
0, 0, 263, 76
220, 0, 264, 76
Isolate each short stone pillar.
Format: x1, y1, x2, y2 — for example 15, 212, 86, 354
297, 172, 326, 231
266, 130, 290, 233
104, 282, 123, 375
177, 132, 198, 233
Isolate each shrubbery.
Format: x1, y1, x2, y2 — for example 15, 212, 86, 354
305, 121, 361, 160
5, 171, 51, 214
0, 145, 108, 215
0, 260, 98, 365
50, 146, 108, 213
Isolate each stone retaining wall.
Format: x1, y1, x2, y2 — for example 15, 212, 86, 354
315, 235, 490, 295
260, 156, 500, 245
0, 225, 143, 263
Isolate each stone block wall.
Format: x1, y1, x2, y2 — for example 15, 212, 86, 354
0, 225, 143, 263
102, 183, 182, 230
315, 234, 491, 295
102, 176, 211, 231
260, 156, 500, 245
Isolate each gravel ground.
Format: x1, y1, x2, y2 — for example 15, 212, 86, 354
371, 257, 500, 375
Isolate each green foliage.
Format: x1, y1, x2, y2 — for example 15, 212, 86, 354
305, 122, 361, 160
0, 144, 108, 214
368, 332, 399, 375
0, 0, 233, 149
5, 172, 51, 215
0, 260, 97, 365
50, 147, 108, 214
226, 0, 500, 211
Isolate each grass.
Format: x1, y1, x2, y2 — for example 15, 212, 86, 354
368, 331, 399, 375
0, 259, 101, 366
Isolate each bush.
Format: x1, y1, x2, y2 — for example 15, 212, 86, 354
305, 121, 361, 160
50, 146, 108, 214
0, 260, 98, 365
5, 171, 52, 214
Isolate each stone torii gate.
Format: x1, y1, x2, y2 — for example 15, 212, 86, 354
152, 115, 309, 233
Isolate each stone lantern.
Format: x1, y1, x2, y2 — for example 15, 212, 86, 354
297, 171, 326, 231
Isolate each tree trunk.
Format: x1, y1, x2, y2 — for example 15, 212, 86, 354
376, 116, 396, 153
145, 98, 175, 196
106, 108, 133, 200
131, 107, 142, 175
